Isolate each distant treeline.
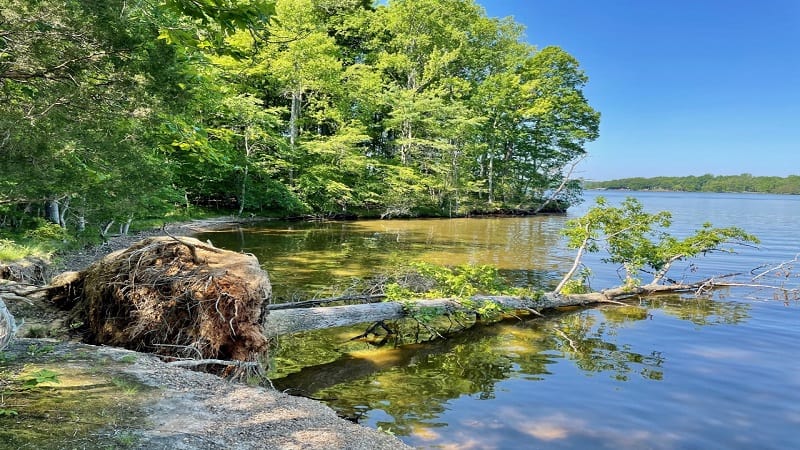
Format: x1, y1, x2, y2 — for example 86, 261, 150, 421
584, 174, 800, 195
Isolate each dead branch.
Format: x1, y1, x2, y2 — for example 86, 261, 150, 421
166, 359, 261, 369
751, 253, 800, 280
349, 320, 394, 341
267, 294, 386, 310
534, 154, 586, 214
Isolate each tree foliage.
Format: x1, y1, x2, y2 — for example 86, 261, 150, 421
556, 197, 759, 293
1, 0, 599, 239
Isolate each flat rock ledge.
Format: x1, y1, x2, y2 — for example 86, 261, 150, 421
3, 339, 409, 450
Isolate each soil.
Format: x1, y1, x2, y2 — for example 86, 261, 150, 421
0, 217, 410, 449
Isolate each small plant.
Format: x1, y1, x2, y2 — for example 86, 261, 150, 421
560, 279, 588, 295
22, 368, 60, 388
475, 299, 504, 319
0, 408, 19, 417
402, 302, 445, 325
377, 425, 396, 436
386, 262, 517, 301
114, 432, 139, 448
26, 343, 55, 356
118, 354, 137, 364
23, 221, 73, 242
110, 376, 139, 395
25, 325, 48, 338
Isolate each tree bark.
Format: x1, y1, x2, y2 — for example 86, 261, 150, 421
262, 277, 739, 336
45, 199, 60, 225
263, 294, 606, 336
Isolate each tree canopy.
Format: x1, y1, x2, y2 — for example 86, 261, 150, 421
1, 0, 599, 239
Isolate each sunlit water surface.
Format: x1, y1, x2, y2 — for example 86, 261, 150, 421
198, 191, 800, 449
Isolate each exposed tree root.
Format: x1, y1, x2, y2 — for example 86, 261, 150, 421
47, 237, 271, 362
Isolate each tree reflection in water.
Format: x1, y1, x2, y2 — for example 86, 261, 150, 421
271, 295, 751, 439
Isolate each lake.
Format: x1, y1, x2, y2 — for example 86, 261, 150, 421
197, 191, 800, 449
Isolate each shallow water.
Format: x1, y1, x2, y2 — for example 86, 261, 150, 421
198, 191, 800, 449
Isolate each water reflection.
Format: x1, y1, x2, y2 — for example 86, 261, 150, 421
200, 191, 798, 449
196, 217, 570, 299
272, 295, 751, 446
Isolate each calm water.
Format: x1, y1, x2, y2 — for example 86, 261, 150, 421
198, 191, 800, 449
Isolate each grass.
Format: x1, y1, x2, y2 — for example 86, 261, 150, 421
119, 354, 137, 364
110, 375, 140, 395
0, 238, 56, 263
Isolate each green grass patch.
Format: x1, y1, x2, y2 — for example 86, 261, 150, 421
0, 238, 55, 263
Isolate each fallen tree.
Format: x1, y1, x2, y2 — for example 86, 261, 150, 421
263, 197, 798, 339
39, 198, 796, 355
262, 275, 758, 336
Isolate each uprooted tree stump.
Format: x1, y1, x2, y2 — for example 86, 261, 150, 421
48, 236, 271, 364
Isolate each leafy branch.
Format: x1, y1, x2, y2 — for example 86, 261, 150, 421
556, 197, 760, 295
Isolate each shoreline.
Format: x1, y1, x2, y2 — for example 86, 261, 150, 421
0, 217, 410, 449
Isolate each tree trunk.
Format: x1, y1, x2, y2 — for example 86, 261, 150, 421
45, 199, 60, 225
263, 294, 605, 336
400, 118, 412, 165
238, 133, 251, 218
289, 90, 301, 185
58, 197, 69, 227
262, 276, 738, 337
488, 151, 494, 204
121, 216, 132, 236
533, 155, 585, 214
289, 91, 301, 149
554, 227, 591, 294
100, 220, 114, 239
1, 296, 17, 351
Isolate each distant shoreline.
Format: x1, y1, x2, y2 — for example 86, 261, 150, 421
583, 174, 800, 195
586, 188, 798, 195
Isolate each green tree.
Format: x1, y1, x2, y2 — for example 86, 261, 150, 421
556, 197, 759, 293
0, 0, 184, 233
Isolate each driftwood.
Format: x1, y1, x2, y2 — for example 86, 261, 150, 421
0, 296, 17, 351
262, 276, 749, 336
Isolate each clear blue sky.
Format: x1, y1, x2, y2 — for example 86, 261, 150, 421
478, 0, 800, 181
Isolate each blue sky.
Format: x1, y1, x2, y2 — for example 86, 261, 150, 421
478, 0, 800, 180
